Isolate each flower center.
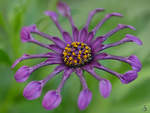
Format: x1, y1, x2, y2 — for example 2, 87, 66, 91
63, 42, 92, 67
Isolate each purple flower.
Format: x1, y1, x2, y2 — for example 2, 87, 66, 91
12, 1, 142, 110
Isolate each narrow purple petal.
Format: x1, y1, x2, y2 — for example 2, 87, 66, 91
94, 53, 108, 60
83, 64, 103, 81
29, 38, 53, 50
120, 70, 138, 84
103, 24, 136, 41
42, 90, 61, 110
125, 34, 143, 45
91, 36, 104, 52
94, 63, 121, 78
49, 44, 63, 54
76, 68, 88, 89
78, 89, 92, 110
11, 53, 56, 68
86, 32, 94, 44
84, 8, 104, 29
57, 1, 77, 40
92, 12, 123, 34
20, 25, 54, 50
45, 11, 64, 33
15, 59, 62, 83
51, 37, 66, 49
31, 58, 62, 73
42, 65, 66, 84
62, 32, 72, 43
32, 30, 53, 41
57, 68, 73, 92
99, 79, 112, 98
73, 27, 79, 41
95, 53, 142, 72
94, 62, 138, 84
79, 28, 88, 42
101, 34, 142, 51
118, 24, 136, 30
14, 66, 32, 82
23, 81, 43, 100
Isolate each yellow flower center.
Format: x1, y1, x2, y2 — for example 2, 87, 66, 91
63, 42, 92, 67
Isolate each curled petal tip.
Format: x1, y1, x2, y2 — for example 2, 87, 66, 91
128, 55, 142, 72
11, 63, 17, 69
44, 11, 58, 21
126, 34, 143, 45
127, 25, 136, 30
57, 1, 71, 17
110, 12, 123, 17
14, 66, 32, 82
20, 25, 37, 43
78, 89, 92, 110
23, 81, 43, 100
99, 79, 112, 98
120, 70, 138, 84
42, 90, 61, 110
118, 24, 136, 30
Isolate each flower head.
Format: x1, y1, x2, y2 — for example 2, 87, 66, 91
12, 1, 142, 110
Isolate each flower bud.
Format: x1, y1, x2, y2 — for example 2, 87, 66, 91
14, 66, 32, 82
23, 81, 43, 100
78, 89, 92, 110
99, 79, 112, 98
42, 90, 61, 110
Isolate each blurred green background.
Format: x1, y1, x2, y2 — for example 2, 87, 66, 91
0, 0, 150, 113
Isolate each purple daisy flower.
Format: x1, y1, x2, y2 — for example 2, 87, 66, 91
12, 1, 142, 110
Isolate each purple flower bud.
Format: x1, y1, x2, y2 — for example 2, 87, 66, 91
120, 70, 138, 84
20, 25, 36, 42
78, 89, 92, 110
14, 66, 32, 82
99, 79, 112, 98
23, 81, 43, 100
42, 90, 61, 110
128, 55, 142, 72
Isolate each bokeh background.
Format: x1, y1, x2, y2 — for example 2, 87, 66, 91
0, 0, 150, 113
